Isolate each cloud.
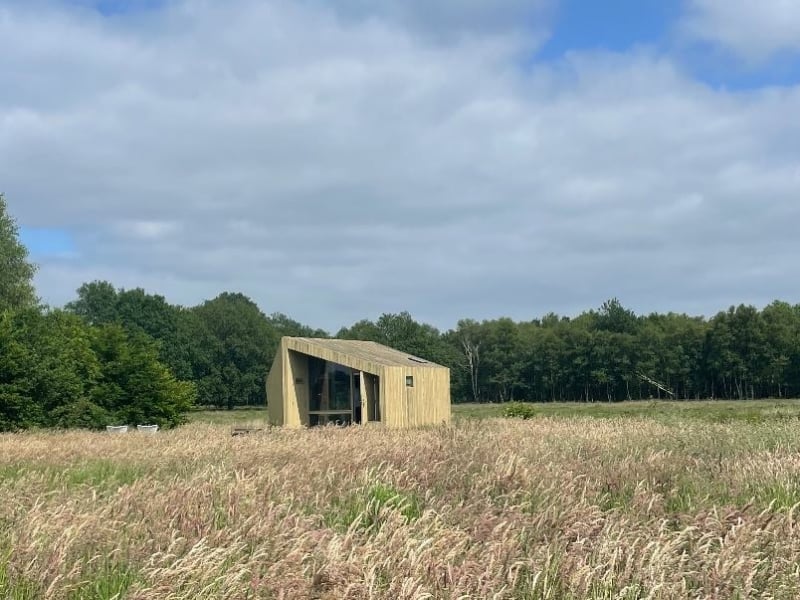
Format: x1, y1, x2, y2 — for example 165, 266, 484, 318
303, 0, 555, 39
681, 0, 800, 63
2, 1, 800, 331
115, 220, 182, 240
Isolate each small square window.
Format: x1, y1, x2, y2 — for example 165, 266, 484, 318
406, 375, 414, 387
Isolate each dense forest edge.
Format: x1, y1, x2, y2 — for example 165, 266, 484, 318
3, 193, 800, 431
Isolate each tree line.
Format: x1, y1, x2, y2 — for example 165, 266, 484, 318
443, 300, 800, 403
337, 302, 800, 403
3, 193, 800, 431
56, 281, 800, 406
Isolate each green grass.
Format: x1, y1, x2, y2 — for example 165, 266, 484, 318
64, 460, 146, 491
67, 561, 139, 600
0, 547, 41, 600
187, 407, 269, 425
323, 483, 423, 533
0, 465, 27, 482
188, 400, 800, 428
0, 461, 147, 494
453, 399, 800, 423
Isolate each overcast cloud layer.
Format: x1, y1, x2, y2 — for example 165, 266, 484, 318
2, 0, 799, 331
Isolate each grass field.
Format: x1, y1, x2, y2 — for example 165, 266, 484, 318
4, 402, 800, 598
189, 399, 800, 425
452, 399, 800, 423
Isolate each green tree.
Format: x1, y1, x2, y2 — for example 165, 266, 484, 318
192, 293, 276, 409
336, 319, 382, 342
446, 319, 485, 403
0, 310, 42, 430
268, 312, 328, 338
0, 308, 194, 431
66, 280, 119, 325
338, 311, 452, 366
29, 310, 102, 424
66, 282, 192, 378
174, 308, 218, 383
481, 318, 524, 402
596, 298, 638, 335
760, 301, 796, 398
0, 193, 37, 312
89, 324, 195, 427
0, 309, 102, 431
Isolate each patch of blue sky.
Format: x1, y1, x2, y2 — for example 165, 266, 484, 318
680, 44, 800, 91
533, 0, 799, 90
536, 0, 682, 59
60, 0, 166, 16
19, 227, 76, 257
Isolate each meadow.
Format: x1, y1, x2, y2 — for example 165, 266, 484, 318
3, 402, 800, 598
189, 399, 800, 426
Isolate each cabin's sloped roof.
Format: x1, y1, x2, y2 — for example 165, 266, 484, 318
286, 337, 448, 369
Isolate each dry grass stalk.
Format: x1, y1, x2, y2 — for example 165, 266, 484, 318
2, 419, 800, 598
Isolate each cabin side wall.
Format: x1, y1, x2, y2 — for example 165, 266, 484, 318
380, 368, 405, 428
410, 367, 451, 426
381, 366, 451, 428
284, 350, 309, 427
266, 345, 284, 426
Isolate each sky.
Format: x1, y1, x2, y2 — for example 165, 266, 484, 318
2, 0, 800, 332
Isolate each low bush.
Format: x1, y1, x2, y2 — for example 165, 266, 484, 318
503, 401, 536, 419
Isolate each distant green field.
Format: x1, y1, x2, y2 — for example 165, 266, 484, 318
187, 407, 270, 425
455, 399, 800, 423
189, 399, 800, 426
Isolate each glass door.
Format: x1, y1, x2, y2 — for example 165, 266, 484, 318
308, 357, 354, 426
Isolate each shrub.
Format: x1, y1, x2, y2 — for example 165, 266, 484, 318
51, 398, 113, 429
503, 402, 536, 420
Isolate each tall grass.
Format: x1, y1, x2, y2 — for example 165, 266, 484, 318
3, 418, 800, 598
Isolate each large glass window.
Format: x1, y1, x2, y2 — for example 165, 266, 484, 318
328, 363, 352, 411
308, 357, 355, 425
309, 357, 327, 411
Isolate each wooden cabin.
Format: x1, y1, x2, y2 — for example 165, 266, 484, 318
266, 337, 451, 428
